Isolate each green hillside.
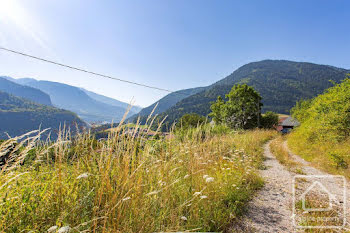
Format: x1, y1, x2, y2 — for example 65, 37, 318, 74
155, 60, 349, 128
0, 77, 52, 106
288, 77, 350, 178
130, 86, 206, 122
15, 79, 131, 123
0, 91, 86, 139
82, 88, 142, 114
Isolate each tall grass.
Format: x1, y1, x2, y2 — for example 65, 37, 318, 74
269, 136, 302, 174
288, 131, 350, 179
0, 124, 276, 232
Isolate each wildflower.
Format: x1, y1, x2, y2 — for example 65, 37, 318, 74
76, 173, 90, 179
200, 195, 208, 199
57, 226, 71, 233
122, 197, 131, 202
180, 216, 188, 221
203, 175, 209, 179
205, 177, 214, 183
47, 226, 58, 232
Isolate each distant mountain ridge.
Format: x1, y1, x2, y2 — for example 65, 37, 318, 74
0, 77, 52, 105
7, 78, 138, 123
162, 60, 350, 125
0, 91, 86, 139
81, 88, 142, 113
129, 86, 206, 121
134, 60, 350, 129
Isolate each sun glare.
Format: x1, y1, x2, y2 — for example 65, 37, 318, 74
0, 0, 49, 50
0, 0, 25, 24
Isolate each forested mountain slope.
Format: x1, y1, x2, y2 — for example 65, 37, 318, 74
0, 91, 86, 139
14, 79, 131, 123
159, 60, 349, 127
130, 86, 206, 121
81, 88, 142, 114
0, 77, 52, 106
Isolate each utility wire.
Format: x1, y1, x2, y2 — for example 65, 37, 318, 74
0, 46, 176, 93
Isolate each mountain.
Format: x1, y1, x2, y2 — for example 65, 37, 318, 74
12, 78, 134, 123
130, 86, 206, 121
81, 88, 142, 114
0, 91, 86, 139
155, 60, 349, 129
0, 77, 52, 105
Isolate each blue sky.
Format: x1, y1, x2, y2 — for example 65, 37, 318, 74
0, 0, 349, 107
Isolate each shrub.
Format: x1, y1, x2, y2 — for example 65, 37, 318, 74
261, 111, 279, 129
176, 113, 206, 130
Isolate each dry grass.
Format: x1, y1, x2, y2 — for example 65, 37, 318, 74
0, 123, 277, 232
288, 131, 350, 179
269, 136, 303, 174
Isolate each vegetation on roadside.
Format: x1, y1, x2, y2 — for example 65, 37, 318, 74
0, 121, 277, 232
288, 76, 350, 178
269, 136, 302, 174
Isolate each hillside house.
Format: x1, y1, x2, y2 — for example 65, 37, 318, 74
278, 116, 300, 134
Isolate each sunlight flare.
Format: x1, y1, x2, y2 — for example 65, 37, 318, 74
0, 0, 49, 49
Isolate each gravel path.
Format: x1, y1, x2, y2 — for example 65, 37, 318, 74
230, 140, 350, 233
230, 141, 295, 232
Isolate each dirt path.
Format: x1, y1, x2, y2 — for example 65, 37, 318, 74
231, 141, 295, 232
231, 140, 350, 233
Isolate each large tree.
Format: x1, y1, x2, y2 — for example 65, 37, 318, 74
210, 84, 262, 129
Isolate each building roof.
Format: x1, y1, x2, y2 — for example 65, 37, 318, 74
278, 116, 289, 124
280, 116, 300, 127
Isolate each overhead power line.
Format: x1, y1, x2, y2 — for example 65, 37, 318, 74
0, 46, 175, 93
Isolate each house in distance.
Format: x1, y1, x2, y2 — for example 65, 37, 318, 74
278, 116, 300, 134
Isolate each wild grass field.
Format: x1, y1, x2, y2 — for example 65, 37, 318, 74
0, 123, 276, 232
